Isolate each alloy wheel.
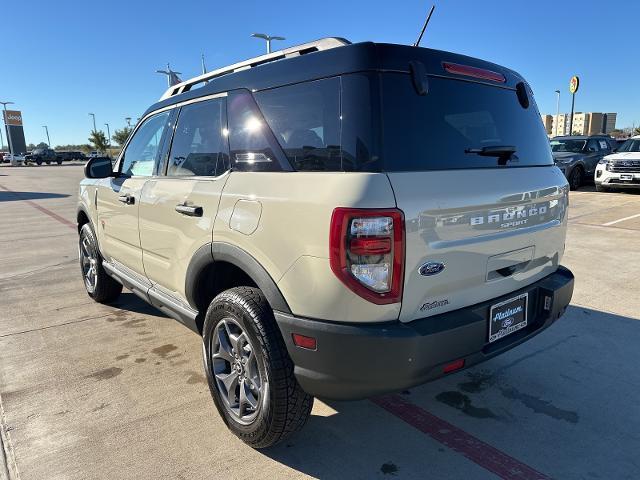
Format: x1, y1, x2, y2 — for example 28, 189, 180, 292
210, 318, 265, 424
80, 234, 98, 293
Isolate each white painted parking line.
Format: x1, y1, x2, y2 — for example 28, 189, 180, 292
602, 212, 640, 226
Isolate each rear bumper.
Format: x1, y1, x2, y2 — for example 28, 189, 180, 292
275, 266, 574, 400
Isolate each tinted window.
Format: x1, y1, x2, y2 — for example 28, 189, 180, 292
381, 74, 553, 171
167, 99, 228, 177
551, 139, 587, 153
254, 78, 341, 171
586, 139, 600, 152
617, 139, 640, 152
121, 111, 169, 176
227, 91, 288, 172
253, 76, 380, 172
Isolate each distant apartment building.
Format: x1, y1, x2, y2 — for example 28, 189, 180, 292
542, 112, 617, 136
541, 115, 554, 134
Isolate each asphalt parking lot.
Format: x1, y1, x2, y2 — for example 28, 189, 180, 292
1, 164, 639, 480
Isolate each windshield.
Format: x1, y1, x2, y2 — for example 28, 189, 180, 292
616, 139, 640, 152
380, 74, 553, 170
550, 139, 586, 153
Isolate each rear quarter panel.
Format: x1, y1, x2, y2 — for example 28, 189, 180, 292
215, 172, 400, 323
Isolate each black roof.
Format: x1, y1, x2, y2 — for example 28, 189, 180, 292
144, 41, 526, 117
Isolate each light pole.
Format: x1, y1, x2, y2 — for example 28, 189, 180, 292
251, 33, 285, 53
104, 123, 111, 155
554, 90, 561, 136
0, 101, 15, 155
0, 122, 4, 151
88, 113, 97, 133
42, 125, 51, 146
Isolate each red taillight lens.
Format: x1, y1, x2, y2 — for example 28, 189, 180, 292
443, 62, 506, 83
329, 208, 405, 305
349, 237, 392, 255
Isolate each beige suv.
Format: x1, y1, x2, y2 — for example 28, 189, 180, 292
77, 38, 574, 448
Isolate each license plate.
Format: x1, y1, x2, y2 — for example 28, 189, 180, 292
620, 174, 633, 181
489, 293, 528, 343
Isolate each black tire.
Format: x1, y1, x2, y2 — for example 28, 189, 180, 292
202, 286, 313, 449
79, 223, 122, 303
45, 160, 50, 165
568, 165, 583, 191
596, 184, 611, 193
56, 159, 62, 165
36, 159, 42, 166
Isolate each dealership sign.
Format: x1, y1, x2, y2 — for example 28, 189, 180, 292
3, 110, 23, 126
569, 76, 580, 94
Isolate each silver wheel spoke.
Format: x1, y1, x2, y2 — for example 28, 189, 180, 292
239, 380, 257, 414
216, 371, 239, 403
210, 317, 264, 424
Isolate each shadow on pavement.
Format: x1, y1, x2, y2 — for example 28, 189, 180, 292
110, 292, 169, 318
259, 305, 640, 480
0, 191, 70, 202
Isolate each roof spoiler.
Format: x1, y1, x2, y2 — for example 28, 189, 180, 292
159, 37, 351, 101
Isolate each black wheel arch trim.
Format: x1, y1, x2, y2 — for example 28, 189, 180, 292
185, 242, 292, 315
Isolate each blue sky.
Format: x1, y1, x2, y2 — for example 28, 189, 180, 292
2, 0, 638, 147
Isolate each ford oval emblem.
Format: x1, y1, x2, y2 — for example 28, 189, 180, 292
419, 262, 446, 276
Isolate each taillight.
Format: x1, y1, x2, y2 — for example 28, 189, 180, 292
329, 208, 405, 304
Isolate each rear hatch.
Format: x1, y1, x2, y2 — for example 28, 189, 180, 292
378, 54, 569, 323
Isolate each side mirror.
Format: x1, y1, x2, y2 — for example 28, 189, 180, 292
587, 146, 597, 152
84, 156, 114, 178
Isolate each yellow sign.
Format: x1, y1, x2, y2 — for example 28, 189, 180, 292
569, 76, 580, 94
2, 110, 23, 126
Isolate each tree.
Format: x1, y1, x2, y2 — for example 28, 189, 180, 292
36, 141, 49, 149
55, 143, 91, 152
112, 126, 132, 146
88, 130, 109, 153
635, 127, 640, 136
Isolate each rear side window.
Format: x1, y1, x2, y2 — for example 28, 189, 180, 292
253, 76, 380, 172
167, 98, 228, 177
227, 91, 290, 172
381, 74, 553, 171
254, 78, 341, 171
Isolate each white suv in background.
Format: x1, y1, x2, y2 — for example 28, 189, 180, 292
596, 136, 640, 192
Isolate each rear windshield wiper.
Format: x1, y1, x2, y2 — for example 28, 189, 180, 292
465, 145, 517, 166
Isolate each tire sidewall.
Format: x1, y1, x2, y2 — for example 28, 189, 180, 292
202, 291, 275, 441
570, 166, 583, 190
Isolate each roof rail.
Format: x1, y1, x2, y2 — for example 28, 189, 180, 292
159, 37, 351, 101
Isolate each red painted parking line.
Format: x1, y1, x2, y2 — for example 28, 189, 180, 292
0, 184, 76, 230
372, 394, 551, 480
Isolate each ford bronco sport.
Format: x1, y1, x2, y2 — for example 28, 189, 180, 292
77, 38, 574, 448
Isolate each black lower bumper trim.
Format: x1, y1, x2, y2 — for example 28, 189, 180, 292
275, 266, 574, 400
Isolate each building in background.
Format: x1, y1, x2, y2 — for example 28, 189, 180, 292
541, 115, 554, 135
542, 112, 617, 137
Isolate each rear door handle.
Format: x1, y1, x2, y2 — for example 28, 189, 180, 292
118, 194, 135, 205
175, 204, 203, 217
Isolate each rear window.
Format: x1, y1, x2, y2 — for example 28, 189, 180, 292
380, 74, 553, 171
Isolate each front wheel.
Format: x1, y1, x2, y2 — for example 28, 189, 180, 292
568, 166, 583, 191
56, 159, 62, 165
202, 287, 313, 449
596, 184, 612, 193
79, 223, 122, 303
